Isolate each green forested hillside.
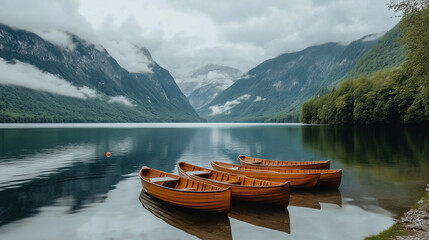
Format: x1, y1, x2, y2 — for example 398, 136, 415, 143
342, 25, 406, 81
301, 2, 429, 125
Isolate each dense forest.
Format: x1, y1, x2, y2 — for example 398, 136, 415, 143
301, 1, 428, 125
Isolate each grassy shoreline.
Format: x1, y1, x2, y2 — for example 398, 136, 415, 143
365, 191, 429, 240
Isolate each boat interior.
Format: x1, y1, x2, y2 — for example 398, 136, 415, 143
141, 167, 224, 191
179, 162, 283, 187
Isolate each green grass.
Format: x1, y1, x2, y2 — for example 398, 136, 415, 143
365, 223, 408, 240
412, 192, 429, 211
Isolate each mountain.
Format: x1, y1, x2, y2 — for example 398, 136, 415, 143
340, 25, 405, 81
176, 64, 241, 110
300, 8, 428, 125
198, 34, 382, 122
0, 24, 202, 122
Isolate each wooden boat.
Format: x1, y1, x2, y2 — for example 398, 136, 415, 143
240, 166, 341, 188
245, 166, 341, 188
239, 155, 330, 169
139, 190, 232, 240
229, 201, 290, 234
211, 161, 320, 189
177, 161, 290, 206
139, 167, 231, 213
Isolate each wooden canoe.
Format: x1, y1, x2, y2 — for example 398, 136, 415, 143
177, 161, 290, 206
239, 155, 330, 169
241, 166, 342, 188
211, 161, 320, 189
139, 167, 231, 213
139, 190, 232, 240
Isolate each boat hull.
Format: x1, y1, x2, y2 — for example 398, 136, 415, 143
318, 170, 342, 188
244, 166, 342, 188
140, 167, 231, 213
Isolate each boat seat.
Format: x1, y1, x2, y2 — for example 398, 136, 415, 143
230, 167, 240, 170
252, 160, 263, 164
180, 188, 197, 191
186, 170, 210, 176
150, 177, 177, 183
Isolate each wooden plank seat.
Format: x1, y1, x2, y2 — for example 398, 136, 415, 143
208, 179, 241, 185
149, 177, 177, 183
186, 170, 210, 176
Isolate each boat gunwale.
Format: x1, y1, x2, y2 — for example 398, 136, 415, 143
177, 162, 289, 189
239, 155, 330, 167
211, 161, 322, 177
139, 167, 231, 194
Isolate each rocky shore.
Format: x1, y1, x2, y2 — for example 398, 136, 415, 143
396, 185, 429, 240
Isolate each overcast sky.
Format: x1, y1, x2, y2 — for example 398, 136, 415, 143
0, 0, 399, 77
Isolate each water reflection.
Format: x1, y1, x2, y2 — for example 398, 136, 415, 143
301, 125, 429, 215
139, 190, 232, 240
290, 189, 342, 209
229, 201, 291, 234
0, 128, 195, 226
1, 124, 425, 239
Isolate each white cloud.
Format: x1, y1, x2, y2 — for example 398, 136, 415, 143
0, 59, 98, 99
108, 96, 135, 107
209, 94, 251, 116
38, 30, 76, 50
0, 0, 400, 78
0, 59, 135, 107
253, 96, 266, 102
272, 81, 283, 90
176, 69, 239, 95
362, 31, 386, 42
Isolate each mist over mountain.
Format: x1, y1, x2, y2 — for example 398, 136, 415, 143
0, 24, 202, 122
198, 33, 383, 122
176, 64, 241, 109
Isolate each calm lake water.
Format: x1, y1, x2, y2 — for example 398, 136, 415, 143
0, 123, 428, 240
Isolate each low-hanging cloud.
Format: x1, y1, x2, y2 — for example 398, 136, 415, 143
0, 58, 98, 99
177, 69, 240, 96
209, 94, 251, 116
253, 96, 266, 102
108, 96, 135, 107
0, 58, 135, 107
0, 0, 400, 78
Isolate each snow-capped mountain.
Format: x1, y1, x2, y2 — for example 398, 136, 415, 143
176, 64, 241, 109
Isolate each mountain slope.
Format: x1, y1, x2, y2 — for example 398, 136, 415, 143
341, 25, 405, 81
176, 64, 241, 110
300, 5, 428, 125
0, 24, 202, 122
198, 34, 381, 122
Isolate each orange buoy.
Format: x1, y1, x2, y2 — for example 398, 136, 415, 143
106, 152, 111, 158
